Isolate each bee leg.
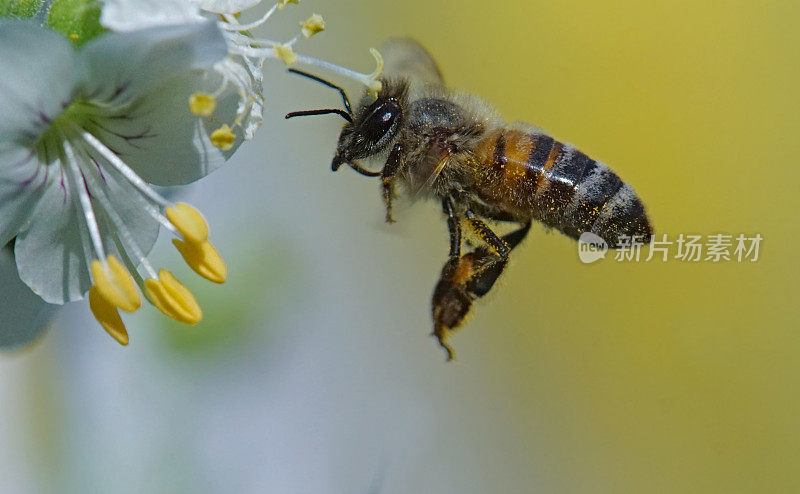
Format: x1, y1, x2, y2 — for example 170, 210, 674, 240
346, 160, 381, 177
431, 255, 472, 361
502, 220, 533, 252
442, 198, 462, 258
432, 247, 501, 361
464, 211, 510, 259
381, 143, 404, 223
431, 221, 531, 361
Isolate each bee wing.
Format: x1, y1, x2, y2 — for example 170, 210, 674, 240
381, 38, 444, 87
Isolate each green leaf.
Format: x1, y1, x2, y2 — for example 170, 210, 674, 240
46, 0, 106, 47
0, 0, 43, 18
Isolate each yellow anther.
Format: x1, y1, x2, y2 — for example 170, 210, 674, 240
300, 14, 325, 38
90, 255, 141, 312
172, 239, 227, 284
165, 202, 208, 245
210, 124, 236, 151
189, 92, 217, 117
273, 43, 297, 65
69, 33, 79, 40
89, 287, 130, 346
364, 48, 384, 97
277, 0, 299, 9
144, 270, 202, 324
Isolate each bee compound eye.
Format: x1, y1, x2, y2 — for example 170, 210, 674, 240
362, 101, 401, 146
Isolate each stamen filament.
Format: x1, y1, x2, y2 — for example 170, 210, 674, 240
78, 153, 159, 279
80, 131, 180, 235
211, 76, 230, 98
81, 132, 171, 208
220, 4, 278, 31
62, 140, 106, 261
293, 55, 369, 81
295, 50, 383, 92
224, 31, 284, 49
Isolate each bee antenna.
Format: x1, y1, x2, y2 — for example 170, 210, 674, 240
287, 68, 353, 116
285, 108, 354, 123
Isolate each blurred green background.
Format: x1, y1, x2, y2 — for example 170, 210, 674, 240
2, 1, 799, 493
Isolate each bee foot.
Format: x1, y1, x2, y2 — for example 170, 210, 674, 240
433, 326, 456, 361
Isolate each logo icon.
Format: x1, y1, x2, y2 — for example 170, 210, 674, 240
578, 232, 608, 264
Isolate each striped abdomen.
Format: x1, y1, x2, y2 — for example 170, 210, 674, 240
472, 129, 651, 247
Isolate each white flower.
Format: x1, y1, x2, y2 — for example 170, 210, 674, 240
101, 0, 384, 140
101, 0, 268, 139
0, 20, 237, 345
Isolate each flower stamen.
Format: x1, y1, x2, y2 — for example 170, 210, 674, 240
74, 150, 160, 280
299, 14, 325, 38
294, 47, 384, 95
277, 0, 299, 9
90, 256, 141, 312
165, 203, 209, 245
210, 124, 236, 150
220, 4, 278, 32
172, 239, 227, 284
273, 43, 298, 65
80, 132, 171, 208
62, 140, 107, 261
88, 286, 130, 345
144, 269, 203, 324
80, 131, 182, 235
189, 92, 217, 117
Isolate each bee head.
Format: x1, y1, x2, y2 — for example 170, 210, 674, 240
285, 69, 407, 174
331, 86, 405, 171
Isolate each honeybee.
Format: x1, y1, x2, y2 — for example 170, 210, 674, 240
287, 38, 652, 360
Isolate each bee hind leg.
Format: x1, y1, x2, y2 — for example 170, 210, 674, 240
464, 211, 511, 258
431, 255, 474, 361
431, 219, 532, 361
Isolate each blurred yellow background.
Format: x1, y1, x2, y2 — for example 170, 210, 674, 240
332, 0, 800, 491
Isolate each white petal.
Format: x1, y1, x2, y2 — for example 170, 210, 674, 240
81, 21, 227, 106
84, 70, 244, 185
13, 155, 160, 304
14, 172, 92, 304
0, 144, 48, 246
101, 0, 205, 31
195, 0, 261, 14
0, 247, 58, 349
0, 21, 84, 142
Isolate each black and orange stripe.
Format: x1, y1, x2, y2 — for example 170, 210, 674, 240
472, 128, 651, 246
